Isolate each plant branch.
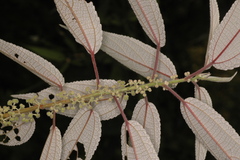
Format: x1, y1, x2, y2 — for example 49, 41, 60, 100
0, 75, 221, 121
113, 96, 138, 159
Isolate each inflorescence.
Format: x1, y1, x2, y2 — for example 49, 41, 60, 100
1, 73, 203, 127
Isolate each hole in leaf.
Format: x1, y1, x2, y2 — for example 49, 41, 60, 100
15, 136, 21, 141
76, 142, 85, 159
126, 131, 132, 147
13, 128, 19, 134
0, 135, 6, 142
64, 104, 68, 107
69, 150, 77, 160
48, 94, 55, 100
14, 53, 19, 58
1, 126, 13, 133
2, 135, 10, 143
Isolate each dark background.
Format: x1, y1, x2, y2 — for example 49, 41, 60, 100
0, 0, 239, 159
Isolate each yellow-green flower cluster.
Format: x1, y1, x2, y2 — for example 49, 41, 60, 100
0, 99, 40, 126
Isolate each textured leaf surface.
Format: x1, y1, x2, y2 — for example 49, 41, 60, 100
0, 39, 65, 89
194, 86, 212, 107
206, 0, 240, 70
121, 120, 159, 160
194, 86, 212, 160
205, 0, 220, 66
131, 99, 160, 153
54, 0, 102, 54
101, 31, 176, 80
128, 0, 165, 46
0, 120, 35, 146
61, 108, 101, 160
195, 140, 207, 160
40, 126, 62, 160
181, 97, 240, 159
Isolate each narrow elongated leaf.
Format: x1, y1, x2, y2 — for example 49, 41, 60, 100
54, 0, 102, 54
61, 108, 101, 160
101, 31, 177, 81
194, 86, 212, 160
181, 97, 240, 159
40, 126, 62, 160
0, 120, 35, 146
0, 39, 65, 89
195, 140, 207, 160
121, 120, 159, 160
205, 0, 220, 66
131, 99, 160, 153
198, 72, 237, 82
128, 0, 165, 46
206, 0, 240, 70
208, 0, 220, 40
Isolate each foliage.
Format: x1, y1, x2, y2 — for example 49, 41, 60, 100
0, 0, 240, 159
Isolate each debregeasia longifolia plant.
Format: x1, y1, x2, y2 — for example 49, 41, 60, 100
0, 0, 240, 159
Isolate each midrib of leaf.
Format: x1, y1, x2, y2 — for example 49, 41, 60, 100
115, 96, 139, 159
186, 1, 240, 79
186, 29, 240, 80
211, 0, 239, 62
14, 123, 32, 144
132, 0, 162, 78
101, 44, 171, 78
183, 101, 231, 159
134, 0, 160, 45
65, 109, 94, 159
142, 98, 149, 128
128, 123, 141, 159
152, 43, 161, 78
213, 30, 240, 64
64, 0, 93, 54
44, 127, 59, 159
0, 40, 64, 89
166, 85, 232, 158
